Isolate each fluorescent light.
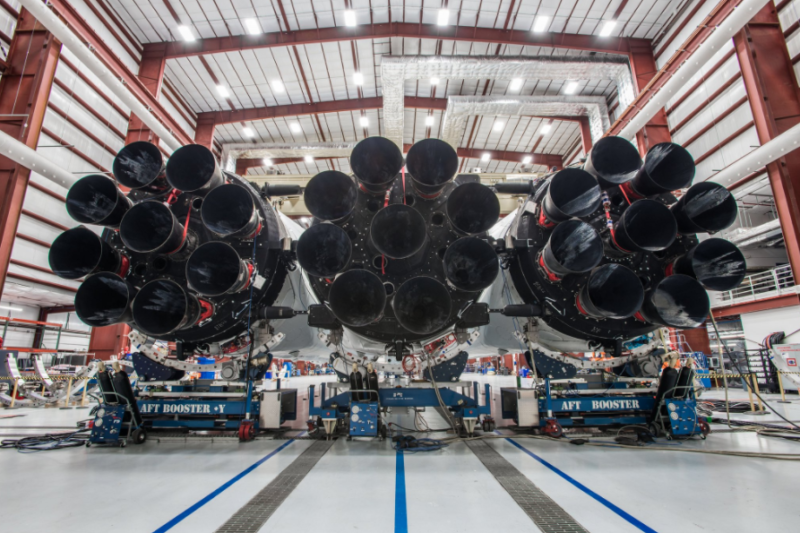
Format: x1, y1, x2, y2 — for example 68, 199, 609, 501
263, 158, 273, 166
304, 155, 314, 164
360, 116, 369, 127
540, 124, 552, 135
271, 79, 284, 93
290, 122, 301, 133
438, 9, 449, 26
430, 77, 440, 85
242, 127, 254, 138
522, 156, 532, 164
344, 10, 357, 27
216, 85, 230, 98
177, 25, 195, 42
425, 115, 435, 126
243, 18, 261, 35
353, 72, 364, 85
481, 153, 491, 162
0, 304, 22, 312
493, 121, 505, 132
532, 16, 549, 33
509, 78, 523, 91
599, 20, 617, 37
564, 81, 579, 94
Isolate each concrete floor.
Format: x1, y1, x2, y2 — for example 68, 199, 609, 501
1, 375, 799, 533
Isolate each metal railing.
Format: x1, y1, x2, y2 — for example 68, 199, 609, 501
712, 264, 796, 307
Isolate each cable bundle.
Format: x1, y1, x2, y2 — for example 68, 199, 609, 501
392, 435, 448, 452
1, 429, 89, 452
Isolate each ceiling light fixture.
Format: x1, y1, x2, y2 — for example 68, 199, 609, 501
438, 9, 449, 26
0, 304, 22, 312
481, 153, 491, 162
344, 10, 357, 27
509, 78, 523, 91
425, 115, 435, 126
242, 127, 254, 137
263, 158, 273, 166
360, 116, 369, 127
599, 20, 617, 37
290, 122, 302, 133
532, 16, 549, 33
304, 155, 314, 164
177, 25, 195, 42
564, 81, 579, 94
243, 18, 261, 35
216, 85, 230, 98
430, 77, 440, 85
353, 72, 364, 85
271, 79, 285, 93
493, 121, 505, 132
541, 124, 552, 135
522, 156, 532, 164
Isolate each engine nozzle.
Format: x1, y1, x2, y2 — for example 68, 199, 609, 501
577, 264, 644, 319
446, 182, 501, 234
304, 170, 358, 221
75, 272, 136, 326
119, 200, 187, 254
132, 279, 202, 336
672, 238, 746, 291
542, 219, 604, 277
201, 183, 260, 237
639, 275, 710, 328
166, 144, 223, 194
443, 237, 499, 291
49, 227, 121, 280
671, 181, 737, 234
541, 168, 602, 223
583, 136, 642, 185
613, 199, 677, 252
370, 204, 427, 259
186, 242, 251, 296
628, 142, 695, 197
297, 223, 352, 277
393, 276, 452, 335
329, 269, 387, 327
350, 136, 404, 194
405, 139, 459, 197
113, 141, 168, 191
66, 174, 131, 228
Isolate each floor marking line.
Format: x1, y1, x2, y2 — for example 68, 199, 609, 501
505, 437, 658, 533
153, 434, 304, 533
395, 449, 408, 533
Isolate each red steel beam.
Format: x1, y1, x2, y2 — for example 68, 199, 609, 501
0, 9, 61, 300
627, 39, 671, 154
194, 115, 216, 149
47, 0, 192, 146
125, 43, 168, 145
454, 148, 563, 169
577, 116, 593, 153
147, 23, 648, 60
712, 293, 800, 318
608, 0, 741, 139
734, 2, 800, 281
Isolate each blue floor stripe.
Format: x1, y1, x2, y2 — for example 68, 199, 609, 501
505, 437, 658, 533
153, 434, 303, 533
395, 449, 408, 533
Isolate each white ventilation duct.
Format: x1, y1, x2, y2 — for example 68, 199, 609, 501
0, 129, 76, 188
381, 55, 635, 147
440, 95, 610, 148
221, 142, 358, 172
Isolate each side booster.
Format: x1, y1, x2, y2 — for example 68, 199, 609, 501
50, 141, 289, 349
297, 136, 501, 358
496, 138, 746, 352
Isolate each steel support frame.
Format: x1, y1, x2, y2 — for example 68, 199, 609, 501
734, 2, 800, 280
0, 9, 61, 300
628, 40, 671, 154
125, 43, 167, 145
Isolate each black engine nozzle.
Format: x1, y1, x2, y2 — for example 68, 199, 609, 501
297, 223, 352, 277
186, 241, 251, 296
405, 139, 458, 197
672, 238, 746, 291
113, 141, 168, 192
329, 269, 387, 327
75, 272, 136, 327
132, 279, 202, 336
577, 263, 644, 319
393, 276, 452, 335
49, 226, 122, 280
304, 170, 358, 221
201, 183, 261, 237
166, 144, 223, 194
350, 136, 404, 194
671, 181, 737, 234
446, 182, 501, 234
628, 142, 695, 196
66, 174, 131, 228
542, 219, 604, 276
120, 200, 187, 254
370, 204, 427, 259
639, 274, 710, 328
443, 237, 499, 291
613, 199, 677, 252
584, 136, 642, 186
541, 168, 602, 222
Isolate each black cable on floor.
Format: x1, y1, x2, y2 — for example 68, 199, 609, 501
0, 429, 90, 452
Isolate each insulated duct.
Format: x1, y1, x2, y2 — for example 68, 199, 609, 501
381, 55, 636, 148
0, 129, 76, 188
221, 142, 358, 173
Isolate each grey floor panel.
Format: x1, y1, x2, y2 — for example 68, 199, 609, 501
466, 439, 589, 533
215, 439, 334, 533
